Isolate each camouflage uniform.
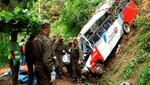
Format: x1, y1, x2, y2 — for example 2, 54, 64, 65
65, 38, 73, 76
32, 32, 53, 85
53, 36, 65, 78
71, 38, 81, 80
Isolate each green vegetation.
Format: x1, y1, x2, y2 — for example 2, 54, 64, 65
0, 33, 9, 66
51, 0, 104, 37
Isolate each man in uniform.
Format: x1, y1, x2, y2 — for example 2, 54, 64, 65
65, 37, 73, 76
25, 34, 35, 85
53, 34, 65, 79
51, 34, 57, 44
8, 31, 21, 85
32, 22, 54, 85
71, 38, 81, 82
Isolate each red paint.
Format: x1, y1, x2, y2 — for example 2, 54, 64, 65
90, 46, 104, 73
122, 0, 137, 24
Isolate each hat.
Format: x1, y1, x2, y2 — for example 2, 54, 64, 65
73, 37, 78, 42
41, 20, 50, 29
58, 34, 64, 39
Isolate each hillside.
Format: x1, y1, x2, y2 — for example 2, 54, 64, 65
95, 0, 150, 85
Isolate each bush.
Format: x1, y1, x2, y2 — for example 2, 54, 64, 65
51, 0, 104, 37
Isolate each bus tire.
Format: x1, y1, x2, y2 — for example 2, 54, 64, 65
95, 63, 103, 78
123, 23, 130, 34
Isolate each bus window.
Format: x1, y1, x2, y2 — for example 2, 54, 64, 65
121, 0, 130, 8
89, 33, 100, 45
97, 12, 109, 26
80, 37, 92, 54
97, 27, 105, 38
85, 29, 93, 39
91, 23, 98, 32
104, 22, 111, 31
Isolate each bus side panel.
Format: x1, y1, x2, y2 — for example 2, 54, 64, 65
122, 0, 137, 24
100, 16, 124, 61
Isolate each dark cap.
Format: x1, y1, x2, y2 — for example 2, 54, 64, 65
41, 23, 50, 29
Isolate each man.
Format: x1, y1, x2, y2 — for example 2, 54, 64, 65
64, 37, 73, 76
53, 34, 65, 79
8, 31, 21, 85
71, 38, 81, 82
25, 34, 35, 85
51, 34, 57, 44
32, 22, 54, 85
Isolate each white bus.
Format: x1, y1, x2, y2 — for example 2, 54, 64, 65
78, 0, 137, 77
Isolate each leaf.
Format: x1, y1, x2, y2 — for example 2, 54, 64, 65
0, 11, 13, 21
27, 1, 33, 8
13, 7, 23, 15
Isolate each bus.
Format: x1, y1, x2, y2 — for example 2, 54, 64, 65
77, 0, 137, 77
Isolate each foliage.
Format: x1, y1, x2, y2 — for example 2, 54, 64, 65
0, 7, 40, 34
36, 0, 64, 23
51, 0, 104, 37
120, 25, 150, 79
138, 57, 150, 85
0, 33, 9, 66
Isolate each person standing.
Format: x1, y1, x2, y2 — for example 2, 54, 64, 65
65, 38, 73, 76
32, 22, 54, 85
25, 34, 35, 85
53, 34, 65, 79
8, 31, 21, 85
51, 34, 57, 44
71, 38, 81, 82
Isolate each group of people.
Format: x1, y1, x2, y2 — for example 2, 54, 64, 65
8, 22, 82, 85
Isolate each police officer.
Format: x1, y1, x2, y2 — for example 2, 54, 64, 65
71, 37, 81, 82
32, 22, 54, 85
8, 31, 21, 85
65, 37, 73, 76
25, 34, 35, 85
53, 34, 65, 79
51, 34, 57, 44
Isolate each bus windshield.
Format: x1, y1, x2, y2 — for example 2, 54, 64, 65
79, 37, 92, 54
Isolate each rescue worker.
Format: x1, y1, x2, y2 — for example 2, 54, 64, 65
8, 31, 21, 85
53, 34, 65, 79
25, 34, 35, 85
71, 37, 81, 82
65, 37, 73, 76
32, 22, 54, 85
51, 34, 57, 44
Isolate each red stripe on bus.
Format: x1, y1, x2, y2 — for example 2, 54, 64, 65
90, 46, 104, 73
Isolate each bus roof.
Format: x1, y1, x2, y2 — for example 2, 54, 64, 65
79, 0, 115, 37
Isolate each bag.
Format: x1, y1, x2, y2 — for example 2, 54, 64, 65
62, 54, 70, 64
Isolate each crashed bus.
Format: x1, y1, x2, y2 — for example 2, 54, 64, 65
78, 0, 137, 78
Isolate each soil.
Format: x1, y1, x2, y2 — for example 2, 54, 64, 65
0, 75, 82, 85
